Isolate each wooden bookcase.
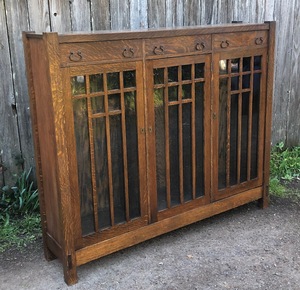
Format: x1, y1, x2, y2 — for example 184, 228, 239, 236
23, 22, 275, 285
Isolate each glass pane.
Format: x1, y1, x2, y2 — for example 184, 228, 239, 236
182, 84, 192, 100
155, 89, 166, 211
71, 76, 86, 95
195, 63, 205, 78
195, 82, 204, 197
182, 65, 192, 80
218, 78, 228, 189
254, 56, 262, 70
242, 75, 251, 89
90, 74, 103, 93
124, 92, 140, 219
93, 118, 111, 230
183, 103, 192, 202
73, 98, 94, 236
168, 86, 178, 102
110, 115, 126, 224
123, 70, 136, 88
168, 66, 178, 82
91, 96, 104, 114
243, 57, 251, 72
251, 73, 261, 179
230, 94, 238, 186
169, 105, 180, 206
219, 60, 227, 75
241, 93, 249, 183
231, 76, 239, 91
107, 72, 120, 90
231, 58, 240, 73
108, 93, 121, 111
154, 68, 164, 85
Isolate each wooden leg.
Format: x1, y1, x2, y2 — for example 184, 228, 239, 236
43, 245, 56, 261
258, 185, 269, 209
63, 254, 78, 286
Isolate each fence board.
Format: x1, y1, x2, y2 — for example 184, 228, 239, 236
27, 0, 51, 32
148, 0, 166, 28
91, 0, 111, 30
48, 0, 72, 32
130, 0, 148, 29
166, 0, 183, 27
183, 0, 200, 26
70, 0, 91, 31
110, 0, 130, 30
0, 1, 22, 186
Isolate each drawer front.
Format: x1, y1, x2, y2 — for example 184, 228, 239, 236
145, 35, 211, 58
60, 40, 142, 65
213, 31, 268, 50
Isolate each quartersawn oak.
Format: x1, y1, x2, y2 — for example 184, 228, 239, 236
23, 22, 275, 286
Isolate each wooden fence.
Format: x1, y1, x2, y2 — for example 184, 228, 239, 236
0, 0, 299, 186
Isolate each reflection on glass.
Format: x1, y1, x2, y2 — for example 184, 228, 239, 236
218, 78, 228, 189
219, 60, 227, 75
231, 59, 240, 73
108, 93, 120, 111
168, 66, 178, 82
90, 74, 103, 93
123, 70, 136, 88
154, 68, 164, 84
168, 86, 178, 102
195, 63, 205, 78
254, 56, 262, 70
73, 98, 94, 236
154, 88, 164, 107
91, 96, 104, 114
182, 65, 192, 80
195, 82, 204, 197
93, 117, 111, 230
183, 103, 192, 202
71, 76, 86, 95
107, 72, 120, 90
243, 57, 251, 72
242, 75, 251, 89
182, 84, 192, 99
231, 76, 239, 91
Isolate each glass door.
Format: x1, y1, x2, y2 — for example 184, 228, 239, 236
212, 49, 267, 200
66, 61, 148, 244
147, 55, 211, 222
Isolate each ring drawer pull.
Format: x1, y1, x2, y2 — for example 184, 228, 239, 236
153, 45, 164, 55
255, 37, 264, 45
69, 51, 82, 62
123, 48, 134, 58
220, 40, 229, 48
195, 42, 206, 51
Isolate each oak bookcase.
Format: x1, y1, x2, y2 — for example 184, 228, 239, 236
23, 22, 275, 285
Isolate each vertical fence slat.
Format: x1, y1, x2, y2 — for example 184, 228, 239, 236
130, 0, 148, 29
48, 0, 72, 32
91, 0, 111, 30
110, 0, 130, 30
148, 0, 166, 28
69, 0, 91, 31
27, 0, 51, 32
166, 0, 183, 27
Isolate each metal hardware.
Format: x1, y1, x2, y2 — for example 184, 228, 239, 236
69, 51, 82, 62
140, 128, 145, 134
148, 126, 153, 133
195, 42, 206, 51
213, 112, 217, 120
153, 45, 164, 55
123, 48, 135, 58
255, 37, 264, 45
220, 40, 229, 48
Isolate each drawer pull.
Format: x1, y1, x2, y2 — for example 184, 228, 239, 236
255, 37, 264, 45
69, 51, 82, 62
220, 40, 229, 48
195, 42, 206, 51
153, 45, 164, 55
123, 48, 135, 58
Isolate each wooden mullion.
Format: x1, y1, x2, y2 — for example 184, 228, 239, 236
178, 65, 184, 204
104, 73, 115, 226
86, 76, 99, 232
191, 63, 196, 200
226, 64, 231, 188
119, 71, 130, 222
247, 56, 254, 181
237, 58, 243, 184
164, 68, 171, 209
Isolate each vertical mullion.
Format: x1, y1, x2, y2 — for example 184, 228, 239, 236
164, 68, 171, 209
191, 64, 196, 200
120, 72, 130, 222
86, 76, 99, 232
226, 61, 231, 188
247, 57, 254, 181
178, 65, 184, 204
237, 58, 243, 184
104, 73, 115, 226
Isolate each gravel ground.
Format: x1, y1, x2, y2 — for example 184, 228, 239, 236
1, 196, 300, 290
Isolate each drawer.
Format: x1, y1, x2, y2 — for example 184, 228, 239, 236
145, 35, 211, 58
213, 31, 268, 50
60, 40, 143, 65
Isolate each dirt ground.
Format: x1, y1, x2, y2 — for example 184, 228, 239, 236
1, 194, 300, 290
